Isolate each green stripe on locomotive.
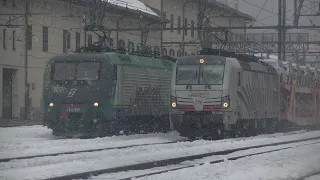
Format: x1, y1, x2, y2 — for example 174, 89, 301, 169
42, 52, 174, 134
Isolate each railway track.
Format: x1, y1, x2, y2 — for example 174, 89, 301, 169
119, 140, 320, 180
0, 139, 190, 163
0, 129, 310, 163
40, 136, 320, 180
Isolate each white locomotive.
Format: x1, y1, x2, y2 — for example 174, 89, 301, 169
169, 49, 281, 139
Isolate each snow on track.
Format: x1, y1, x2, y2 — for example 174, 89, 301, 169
0, 126, 186, 159
0, 125, 57, 143
86, 139, 320, 180
0, 125, 308, 160
134, 143, 320, 180
2, 130, 320, 180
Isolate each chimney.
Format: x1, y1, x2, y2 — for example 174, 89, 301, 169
234, 2, 239, 10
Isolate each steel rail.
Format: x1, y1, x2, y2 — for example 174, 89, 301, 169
41, 136, 320, 180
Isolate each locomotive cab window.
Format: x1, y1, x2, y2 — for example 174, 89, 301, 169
200, 65, 224, 85
175, 57, 225, 85
53, 61, 101, 81
176, 65, 198, 85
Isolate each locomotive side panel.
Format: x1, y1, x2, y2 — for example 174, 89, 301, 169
115, 64, 172, 117
237, 63, 280, 121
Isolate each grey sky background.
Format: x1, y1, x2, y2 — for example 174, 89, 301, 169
227, 0, 320, 38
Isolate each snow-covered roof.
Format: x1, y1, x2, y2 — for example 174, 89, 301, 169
254, 53, 278, 60
106, 0, 159, 17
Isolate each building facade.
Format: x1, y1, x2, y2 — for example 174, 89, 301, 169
141, 0, 254, 55
0, 0, 253, 121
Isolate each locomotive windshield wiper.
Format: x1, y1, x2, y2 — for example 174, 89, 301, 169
201, 69, 211, 89
186, 70, 198, 89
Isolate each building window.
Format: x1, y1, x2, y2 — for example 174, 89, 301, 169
170, 14, 174, 32
109, 38, 114, 48
76, 32, 80, 50
162, 12, 166, 28
12, 30, 15, 51
147, 46, 152, 52
87, 34, 92, 47
169, 49, 175, 56
191, 20, 195, 38
43, 26, 48, 52
3, 29, 6, 50
154, 46, 160, 54
2, 0, 7, 6
184, 18, 188, 35
26, 24, 32, 50
163, 48, 167, 56
178, 16, 181, 34
117, 39, 125, 48
128, 41, 134, 53
137, 43, 141, 51
177, 50, 181, 57
63, 30, 70, 53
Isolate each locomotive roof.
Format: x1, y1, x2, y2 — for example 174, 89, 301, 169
177, 55, 278, 74
107, 52, 174, 69
49, 52, 174, 69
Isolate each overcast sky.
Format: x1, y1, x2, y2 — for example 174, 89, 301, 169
227, 0, 320, 37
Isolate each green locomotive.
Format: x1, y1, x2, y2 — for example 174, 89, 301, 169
42, 50, 175, 138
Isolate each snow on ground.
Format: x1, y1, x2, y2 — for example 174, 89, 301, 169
135, 143, 320, 180
84, 139, 320, 180
0, 126, 186, 159
304, 174, 320, 180
2, 130, 320, 180
108, 0, 159, 16
0, 125, 57, 143
0, 124, 307, 159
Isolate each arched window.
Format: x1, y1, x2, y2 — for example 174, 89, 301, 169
163, 48, 168, 56
169, 49, 175, 56
137, 43, 141, 51
177, 50, 181, 57
117, 39, 125, 48
154, 46, 160, 54
128, 41, 134, 53
109, 38, 114, 48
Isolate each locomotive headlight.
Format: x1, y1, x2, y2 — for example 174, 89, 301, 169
221, 96, 230, 109
49, 103, 54, 108
171, 96, 177, 108
93, 102, 99, 107
223, 102, 229, 108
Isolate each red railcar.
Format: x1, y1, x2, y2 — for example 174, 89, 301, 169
275, 62, 320, 128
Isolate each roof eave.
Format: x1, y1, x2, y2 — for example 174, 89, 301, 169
106, 3, 164, 23
208, 0, 255, 22
59, 0, 164, 23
